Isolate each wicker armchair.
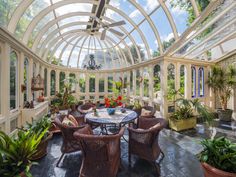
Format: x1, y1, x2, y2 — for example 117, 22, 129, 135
53, 115, 86, 167
128, 118, 167, 174
73, 127, 125, 177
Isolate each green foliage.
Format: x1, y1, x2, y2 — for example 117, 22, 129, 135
207, 65, 236, 110
0, 129, 46, 177
170, 105, 194, 120
199, 137, 236, 173
122, 45, 145, 63
133, 100, 142, 110
170, 0, 210, 26
25, 116, 51, 137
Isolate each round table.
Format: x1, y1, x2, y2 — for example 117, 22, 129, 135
85, 108, 137, 134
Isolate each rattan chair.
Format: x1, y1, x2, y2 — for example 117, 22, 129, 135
74, 127, 125, 177
140, 106, 156, 118
128, 118, 167, 174
53, 115, 86, 167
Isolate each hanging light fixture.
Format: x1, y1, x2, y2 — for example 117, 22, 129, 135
83, 54, 102, 70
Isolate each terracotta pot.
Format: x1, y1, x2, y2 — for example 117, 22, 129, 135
201, 162, 236, 177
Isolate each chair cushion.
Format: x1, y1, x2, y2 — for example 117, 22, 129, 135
62, 115, 78, 127
141, 108, 152, 117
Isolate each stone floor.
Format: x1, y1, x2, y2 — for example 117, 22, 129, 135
31, 128, 205, 177
31, 119, 236, 177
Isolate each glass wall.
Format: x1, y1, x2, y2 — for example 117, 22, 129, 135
108, 76, 113, 93
79, 74, 85, 93
69, 73, 76, 92
153, 64, 161, 98
50, 70, 56, 96
191, 66, 196, 98
143, 67, 149, 97
180, 65, 186, 96
199, 67, 204, 97
89, 74, 95, 93
167, 63, 175, 100
44, 68, 47, 96
99, 76, 105, 93
10, 51, 18, 110
136, 70, 140, 96
23, 58, 29, 102
59, 72, 65, 93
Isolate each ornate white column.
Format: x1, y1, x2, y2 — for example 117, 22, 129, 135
55, 70, 60, 93
47, 68, 51, 98
95, 73, 99, 101
160, 60, 168, 118
1, 43, 11, 134
185, 64, 192, 99
148, 65, 154, 105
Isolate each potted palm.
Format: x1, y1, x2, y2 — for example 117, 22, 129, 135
207, 65, 236, 121
25, 116, 52, 160
198, 137, 236, 177
0, 129, 46, 177
169, 98, 214, 131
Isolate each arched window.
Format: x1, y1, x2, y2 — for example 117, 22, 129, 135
69, 73, 76, 92
59, 72, 65, 93
153, 64, 161, 98
191, 66, 196, 98
50, 70, 56, 96
79, 74, 85, 93
10, 51, 18, 110
198, 67, 204, 97
24, 58, 29, 102
89, 74, 95, 93
108, 75, 113, 93
167, 63, 175, 100
136, 69, 140, 96
180, 65, 186, 97
143, 67, 149, 97
44, 68, 47, 96
99, 75, 105, 93
130, 71, 133, 94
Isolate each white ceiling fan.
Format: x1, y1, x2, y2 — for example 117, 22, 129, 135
92, 17, 126, 40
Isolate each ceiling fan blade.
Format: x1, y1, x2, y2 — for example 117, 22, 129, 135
101, 29, 107, 40
108, 28, 124, 37
108, 20, 126, 27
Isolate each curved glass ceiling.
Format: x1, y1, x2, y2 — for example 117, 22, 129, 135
0, 0, 213, 69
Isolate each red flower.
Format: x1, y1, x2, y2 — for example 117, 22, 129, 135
117, 95, 122, 101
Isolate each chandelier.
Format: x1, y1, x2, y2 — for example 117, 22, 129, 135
83, 54, 102, 70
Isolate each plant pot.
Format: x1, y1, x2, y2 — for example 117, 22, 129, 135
169, 117, 196, 131
201, 162, 236, 177
217, 109, 233, 122
31, 132, 53, 160
107, 108, 116, 115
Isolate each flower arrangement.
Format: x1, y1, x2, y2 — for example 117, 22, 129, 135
105, 96, 123, 108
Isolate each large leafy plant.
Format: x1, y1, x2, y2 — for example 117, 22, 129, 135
25, 116, 51, 137
199, 137, 236, 173
0, 129, 46, 177
207, 65, 236, 110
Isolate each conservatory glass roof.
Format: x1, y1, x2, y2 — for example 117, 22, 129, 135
1, 0, 236, 69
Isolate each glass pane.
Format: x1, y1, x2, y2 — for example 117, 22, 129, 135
108, 76, 113, 93
167, 63, 175, 101
136, 70, 140, 96
99, 77, 105, 93
24, 58, 29, 102
79, 74, 85, 93
10, 51, 17, 110
50, 70, 56, 96
154, 64, 161, 97
180, 65, 186, 96
59, 72, 65, 93
44, 68, 47, 96
89, 74, 95, 93
143, 67, 149, 97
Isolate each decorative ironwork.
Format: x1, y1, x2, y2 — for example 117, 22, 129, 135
83, 54, 102, 70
